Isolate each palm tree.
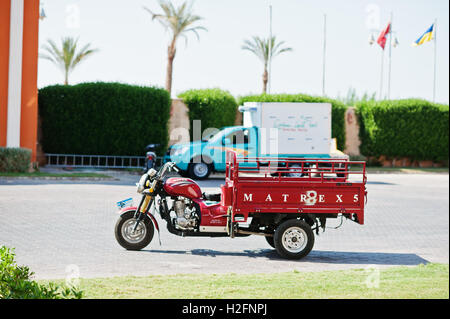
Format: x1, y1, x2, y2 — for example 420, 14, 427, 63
242, 36, 292, 93
144, 0, 206, 94
40, 37, 98, 85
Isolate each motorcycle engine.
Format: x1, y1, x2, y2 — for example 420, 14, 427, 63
173, 197, 198, 230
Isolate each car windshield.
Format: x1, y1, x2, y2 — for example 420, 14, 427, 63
204, 127, 231, 143
207, 127, 234, 143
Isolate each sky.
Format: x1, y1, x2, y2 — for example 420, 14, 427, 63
37, 0, 449, 104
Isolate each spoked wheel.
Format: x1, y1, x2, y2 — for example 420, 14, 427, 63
274, 219, 314, 259
115, 210, 154, 250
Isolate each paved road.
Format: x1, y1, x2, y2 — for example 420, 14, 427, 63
0, 172, 448, 279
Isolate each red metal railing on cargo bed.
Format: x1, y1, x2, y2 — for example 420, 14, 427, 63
225, 150, 366, 184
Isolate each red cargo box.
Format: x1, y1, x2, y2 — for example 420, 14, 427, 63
222, 151, 367, 225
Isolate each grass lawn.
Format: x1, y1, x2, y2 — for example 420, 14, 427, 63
0, 171, 112, 178
42, 263, 448, 299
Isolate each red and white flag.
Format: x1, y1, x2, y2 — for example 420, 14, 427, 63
377, 22, 391, 49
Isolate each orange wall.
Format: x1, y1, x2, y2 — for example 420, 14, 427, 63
20, 0, 39, 161
0, 0, 11, 147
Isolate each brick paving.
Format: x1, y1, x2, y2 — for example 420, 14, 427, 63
0, 172, 448, 279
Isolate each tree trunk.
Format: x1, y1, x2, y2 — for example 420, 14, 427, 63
165, 39, 176, 95
262, 67, 268, 94
64, 70, 69, 85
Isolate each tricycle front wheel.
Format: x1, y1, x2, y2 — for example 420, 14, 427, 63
274, 219, 314, 259
115, 211, 154, 250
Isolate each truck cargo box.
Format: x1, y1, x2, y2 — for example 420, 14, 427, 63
239, 102, 332, 156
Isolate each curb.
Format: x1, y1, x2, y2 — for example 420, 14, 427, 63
366, 170, 449, 175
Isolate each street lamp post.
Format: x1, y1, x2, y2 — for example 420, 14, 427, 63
268, 4, 272, 94
322, 13, 327, 97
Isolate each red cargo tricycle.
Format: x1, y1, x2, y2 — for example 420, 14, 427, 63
114, 151, 367, 259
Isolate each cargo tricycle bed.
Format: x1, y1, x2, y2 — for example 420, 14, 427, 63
221, 150, 367, 259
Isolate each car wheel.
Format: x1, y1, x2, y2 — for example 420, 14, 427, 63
188, 161, 211, 180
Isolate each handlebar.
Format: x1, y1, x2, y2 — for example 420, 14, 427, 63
155, 162, 179, 180
138, 162, 180, 194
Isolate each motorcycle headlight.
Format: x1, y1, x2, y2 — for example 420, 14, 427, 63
147, 168, 157, 177
136, 174, 148, 193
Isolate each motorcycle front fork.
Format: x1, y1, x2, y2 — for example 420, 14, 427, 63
133, 195, 153, 232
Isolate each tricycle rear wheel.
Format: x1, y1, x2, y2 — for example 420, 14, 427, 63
274, 219, 314, 259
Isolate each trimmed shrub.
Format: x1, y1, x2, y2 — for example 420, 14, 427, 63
0, 147, 31, 172
356, 99, 449, 161
178, 89, 238, 141
38, 82, 171, 156
0, 245, 83, 299
238, 94, 348, 151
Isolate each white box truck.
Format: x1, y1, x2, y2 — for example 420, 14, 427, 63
164, 102, 348, 179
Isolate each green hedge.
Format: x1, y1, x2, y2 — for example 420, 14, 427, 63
178, 89, 238, 141
238, 94, 348, 151
0, 147, 31, 172
38, 82, 171, 156
356, 99, 449, 161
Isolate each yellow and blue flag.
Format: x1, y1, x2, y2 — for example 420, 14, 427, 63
413, 24, 435, 46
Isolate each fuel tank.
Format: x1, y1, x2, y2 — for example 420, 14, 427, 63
163, 177, 203, 199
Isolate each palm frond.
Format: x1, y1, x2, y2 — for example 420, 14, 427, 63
38, 36, 98, 84
71, 43, 98, 70
241, 35, 292, 65
144, 0, 206, 45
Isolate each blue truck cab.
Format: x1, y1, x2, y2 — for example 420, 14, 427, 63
164, 126, 258, 179
163, 102, 348, 179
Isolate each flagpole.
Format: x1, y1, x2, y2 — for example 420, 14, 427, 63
322, 13, 327, 96
433, 19, 437, 102
379, 49, 384, 100
387, 12, 393, 99
268, 4, 272, 94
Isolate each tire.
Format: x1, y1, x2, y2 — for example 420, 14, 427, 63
287, 164, 302, 177
114, 210, 154, 250
270, 163, 302, 177
334, 163, 348, 178
265, 235, 275, 248
188, 161, 211, 180
274, 219, 314, 259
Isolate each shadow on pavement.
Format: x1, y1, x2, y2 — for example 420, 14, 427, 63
366, 181, 395, 185
143, 248, 429, 266
303, 250, 428, 265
